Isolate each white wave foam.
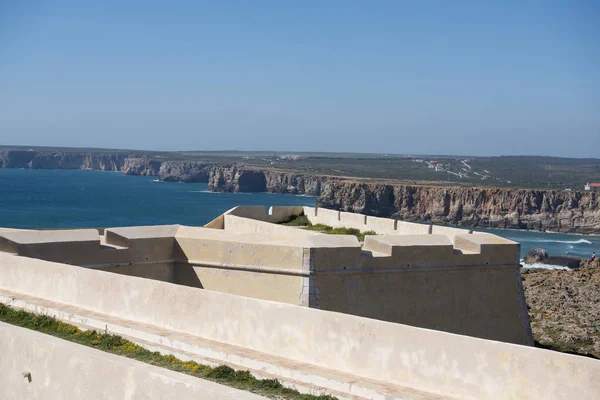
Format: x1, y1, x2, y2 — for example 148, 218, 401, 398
525, 238, 592, 245
151, 179, 160, 182
188, 190, 214, 193
520, 260, 571, 271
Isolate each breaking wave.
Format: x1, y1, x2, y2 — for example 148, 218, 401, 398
520, 260, 571, 271
525, 238, 591, 245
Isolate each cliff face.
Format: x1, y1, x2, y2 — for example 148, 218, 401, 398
316, 182, 600, 233
2, 151, 599, 233
123, 158, 162, 176
132, 162, 600, 233
158, 161, 215, 183
208, 166, 331, 195
0, 150, 127, 171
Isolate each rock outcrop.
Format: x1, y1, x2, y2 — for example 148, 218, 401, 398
522, 248, 582, 268
522, 264, 600, 358
523, 248, 549, 264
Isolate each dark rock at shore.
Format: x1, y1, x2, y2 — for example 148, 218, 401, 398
523, 248, 582, 269
523, 248, 549, 264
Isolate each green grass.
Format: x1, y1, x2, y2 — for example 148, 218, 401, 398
0, 303, 336, 400
280, 215, 377, 241
304, 224, 377, 241
280, 214, 312, 227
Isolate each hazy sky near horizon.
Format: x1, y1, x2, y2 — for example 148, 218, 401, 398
1, 1, 598, 157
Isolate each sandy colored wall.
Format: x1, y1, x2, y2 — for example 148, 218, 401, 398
89, 262, 175, 283
223, 215, 316, 237
431, 224, 472, 236
302, 206, 470, 236
175, 229, 306, 272
0, 254, 598, 400
226, 206, 305, 223
0, 228, 177, 267
174, 264, 305, 305
313, 265, 531, 345
0, 322, 266, 400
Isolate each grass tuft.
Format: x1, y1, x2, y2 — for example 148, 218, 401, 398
303, 224, 377, 241
280, 214, 312, 226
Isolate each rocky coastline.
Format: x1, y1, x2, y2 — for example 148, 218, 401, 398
522, 259, 600, 358
2, 150, 599, 234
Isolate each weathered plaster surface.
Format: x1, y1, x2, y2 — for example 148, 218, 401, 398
0, 321, 268, 400
0, 254, 598, 400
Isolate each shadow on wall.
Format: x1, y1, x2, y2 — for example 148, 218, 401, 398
173, 264, 204, 289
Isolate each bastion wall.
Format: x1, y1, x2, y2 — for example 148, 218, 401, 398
0, 205, 532, 345
0, 253, 598, 400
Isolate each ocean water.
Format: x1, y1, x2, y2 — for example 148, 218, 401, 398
1, 169, 598, 268
475, 228, 598, 269
0, 169, 316, 229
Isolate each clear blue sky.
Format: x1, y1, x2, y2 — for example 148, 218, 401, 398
1, 1, 598, 157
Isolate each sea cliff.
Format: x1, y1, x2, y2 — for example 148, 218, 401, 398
123, 158, 162, 176
2, 151, 599, 233
316, 181, 600, 233
200, 164, 600, 234
208, 166, 330, 195
0, 150, 127, 171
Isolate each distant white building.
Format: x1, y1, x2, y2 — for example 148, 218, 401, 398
584, 182, 600, 191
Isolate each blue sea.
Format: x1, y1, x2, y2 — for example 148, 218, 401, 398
1, 169, 598, 267
0, 169, 316, 229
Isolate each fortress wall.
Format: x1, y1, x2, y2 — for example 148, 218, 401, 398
394, 220, 432, 235
173, 228, 308, 304
0, 322, 265, 400
225, 206, 305, 223
364, 215, 396, 233
0, 237, 21, 254
0, 228, 179, 282
311, 207, 342, 227
204, 213, 225, 229
312, 265, 531, 345
174, 264, 305, 305
0, 254, 596, 400
223, 215, 316, 237
340, 212, 368, 229
303, 206, 460, 237
309, 235, 530, 344
87, 262, 175, 283
16, 241, 101, 265
225, 206, 272, 221
175, 236, 305, 271
267, 205, 306, 221
431, 224, 473, 237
